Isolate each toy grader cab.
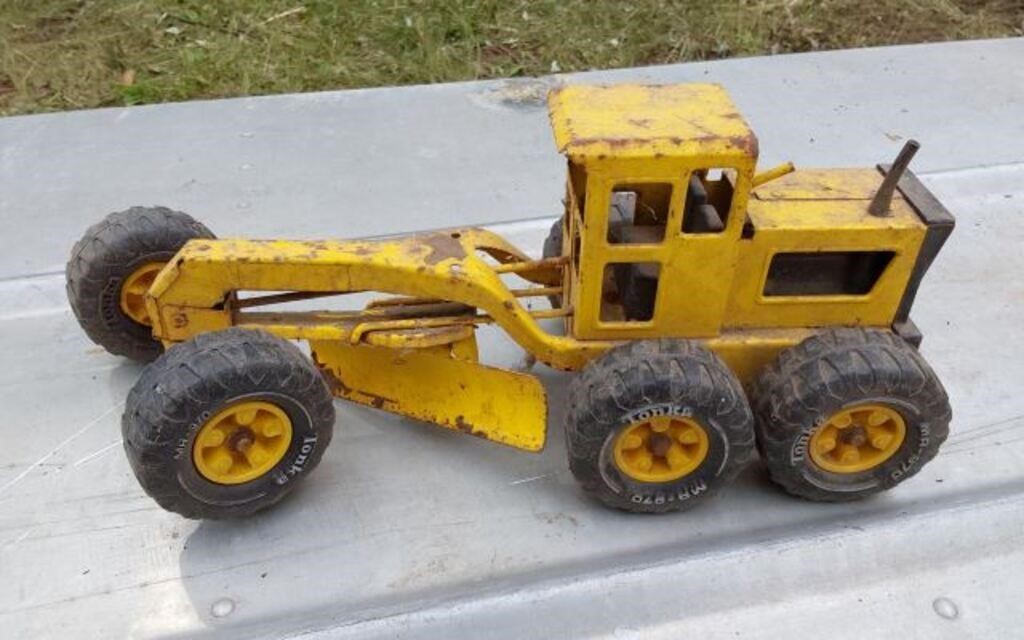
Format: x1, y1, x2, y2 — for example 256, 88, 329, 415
67, 84, 953, 518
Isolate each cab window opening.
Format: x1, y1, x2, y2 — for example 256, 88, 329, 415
606, 183, 672, 245
764, 251, 895, 297
682, 168, 735, 234
599, 262, 661, 322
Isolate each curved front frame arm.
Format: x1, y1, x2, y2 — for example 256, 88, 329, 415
145, 228, 611, 370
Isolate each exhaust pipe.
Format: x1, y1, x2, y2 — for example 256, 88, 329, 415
869, 140, 919, 217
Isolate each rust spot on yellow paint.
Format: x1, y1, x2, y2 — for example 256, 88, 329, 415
315, 352, 398, 408
419, 233, 466, 266
454, 414, 487, 438
352, 245, 378, 256
312, 353, 348, 395
729, 134, 759, 156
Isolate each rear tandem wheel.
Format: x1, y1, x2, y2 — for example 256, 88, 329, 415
751, 328, 951, 502
566, 339, 756, 513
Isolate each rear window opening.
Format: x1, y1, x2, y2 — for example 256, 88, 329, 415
764, 251, 895, 297
682, 168, 734, 234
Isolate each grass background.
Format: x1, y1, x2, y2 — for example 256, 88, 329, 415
1, 0, 1021, 116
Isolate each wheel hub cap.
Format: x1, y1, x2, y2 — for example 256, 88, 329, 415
193, 401, 293, 484
809, 404, 906, 474
613, 415, 709, 483
119, 261, 165, 326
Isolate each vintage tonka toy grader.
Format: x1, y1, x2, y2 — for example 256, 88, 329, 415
67, 84, 953, 518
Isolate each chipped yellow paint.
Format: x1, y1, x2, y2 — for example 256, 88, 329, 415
753, 168, 893, 201
310, 340, 547, 451
133, 83, 936, 453
748, 195, 922, 231
146, 228, 613, 372
549, 88, 925, 343
548, 84, 757, 161
548, 86, 765, 341
727, 169, 926, 329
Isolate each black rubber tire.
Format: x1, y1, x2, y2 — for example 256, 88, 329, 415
66, 206, 215, 362
566, 339, 756, 513
122, 328, 336, 519
541, 217, 564, 308
751, 328, 951, 502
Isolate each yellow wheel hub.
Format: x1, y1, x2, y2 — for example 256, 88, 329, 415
193, 401, 293, 485
613, 415, 709, 483
119, 261, 165, 326
809, 404, 906, 474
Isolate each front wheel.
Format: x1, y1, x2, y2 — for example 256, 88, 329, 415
566, 339, 756, 513
122, 328, 336, 519
66, 206, 215, 362
751, 328, 951, 502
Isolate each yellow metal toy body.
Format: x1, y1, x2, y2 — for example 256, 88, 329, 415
68, 83, 955, 518
138, 84, 942, 454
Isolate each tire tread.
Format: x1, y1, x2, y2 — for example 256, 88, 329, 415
751, 328, 951, 502
567, 339, 755, 513
123, 328, 335, 519
66, 207, 214, 362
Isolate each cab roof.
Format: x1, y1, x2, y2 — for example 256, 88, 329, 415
547, 83, 758, 163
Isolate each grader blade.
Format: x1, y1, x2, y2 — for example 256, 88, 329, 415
310, 341, 547, 451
